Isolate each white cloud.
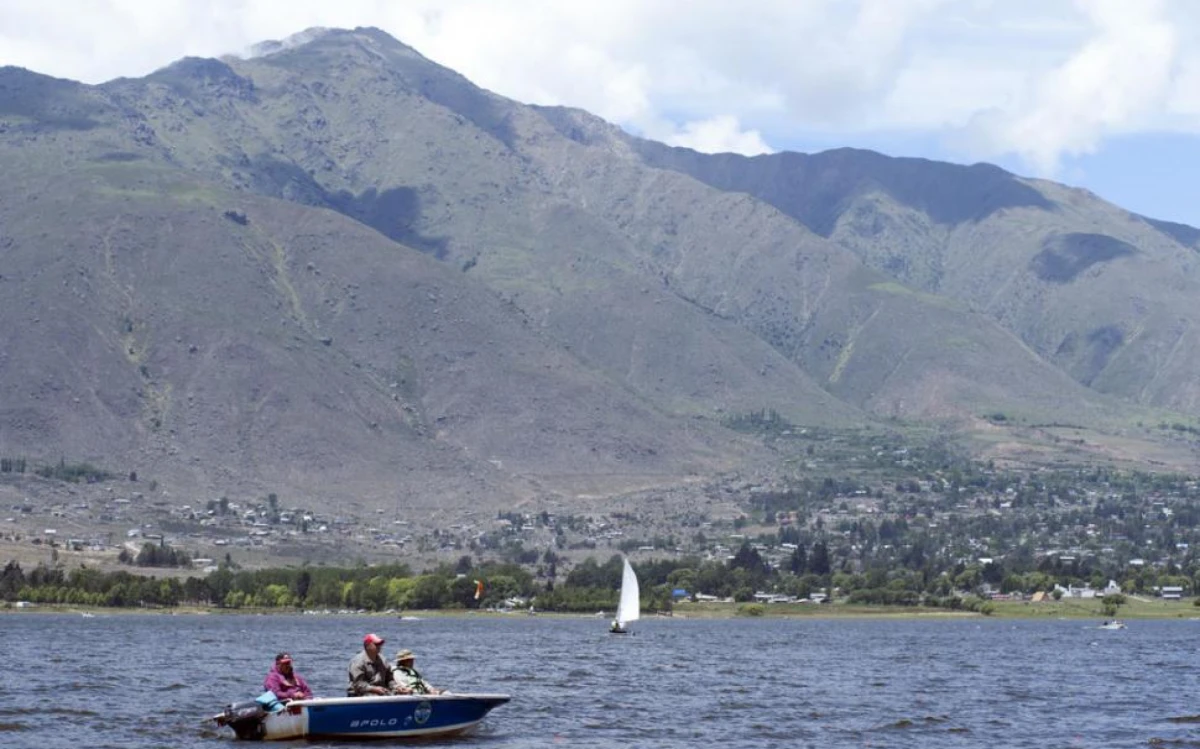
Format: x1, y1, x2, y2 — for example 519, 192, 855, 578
662, 115, 774, 156
963, 0, 1183, 173
2, 0, 1200, 167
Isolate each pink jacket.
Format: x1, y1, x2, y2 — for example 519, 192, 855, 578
264, 665, 312, 701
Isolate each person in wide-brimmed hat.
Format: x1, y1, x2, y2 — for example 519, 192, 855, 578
347, 633, 396, 696
393, 648, 445, 695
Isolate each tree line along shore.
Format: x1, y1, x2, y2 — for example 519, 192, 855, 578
2, 552, 1194, 621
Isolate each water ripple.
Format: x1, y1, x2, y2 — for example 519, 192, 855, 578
4, 615, 1200, 748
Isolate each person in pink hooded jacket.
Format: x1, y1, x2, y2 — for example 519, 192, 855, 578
263, 652, 313, 702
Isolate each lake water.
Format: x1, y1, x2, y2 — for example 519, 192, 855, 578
2, 612, 1199, 748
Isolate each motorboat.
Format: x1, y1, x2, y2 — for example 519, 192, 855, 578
1098, 620, 1126, 630
214, 692, 510, 741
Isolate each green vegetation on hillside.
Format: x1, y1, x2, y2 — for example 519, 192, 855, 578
2, 456, 115, 483
1, 456, 116, 483
34, 460, 113, 484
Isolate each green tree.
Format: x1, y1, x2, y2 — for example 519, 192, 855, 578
809, 541, 831, 576
294, 570, 312, 605
1101, 593, 1126, 618
409, 575, 449, 609
0, 561, 25, 599
788, 544, 807, 575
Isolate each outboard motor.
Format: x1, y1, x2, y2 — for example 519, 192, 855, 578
215, 700, 267, 740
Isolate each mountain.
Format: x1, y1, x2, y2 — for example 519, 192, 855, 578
2, 27, 1198, 529
625, 142, 1200, 414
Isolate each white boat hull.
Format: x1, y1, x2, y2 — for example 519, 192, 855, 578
217, 693, 510, 741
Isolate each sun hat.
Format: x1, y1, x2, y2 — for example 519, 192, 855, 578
394, 649, 415, 661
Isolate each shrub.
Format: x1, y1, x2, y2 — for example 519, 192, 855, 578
736, 603, 765, 617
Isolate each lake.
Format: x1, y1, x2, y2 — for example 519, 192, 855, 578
2, 612, 1199, 748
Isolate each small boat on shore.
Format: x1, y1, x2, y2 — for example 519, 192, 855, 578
214, 692, 510, 741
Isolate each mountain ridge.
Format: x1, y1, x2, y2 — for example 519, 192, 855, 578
2, 26, 1199, 532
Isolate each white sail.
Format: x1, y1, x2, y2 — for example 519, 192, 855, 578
615, 557, 641, 627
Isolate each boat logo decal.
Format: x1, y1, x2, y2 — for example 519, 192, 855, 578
349, 718, 400, 729
414, 701, 433, 725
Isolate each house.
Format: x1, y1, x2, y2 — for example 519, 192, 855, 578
1161, 586, 1184, 600
1054, 584, 1097, 599
752, 593, 795, 604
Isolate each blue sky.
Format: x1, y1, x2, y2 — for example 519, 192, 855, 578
772, 129, 1200, 227
1051, 134, 1200, 227
3, 0, 1199, 226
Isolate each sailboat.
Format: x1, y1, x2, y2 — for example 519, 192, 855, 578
609, 557, 640, 635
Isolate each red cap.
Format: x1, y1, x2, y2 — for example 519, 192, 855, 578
363, 633, 385, 646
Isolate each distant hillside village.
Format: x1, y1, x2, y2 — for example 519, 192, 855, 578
5, 431, 1200, 611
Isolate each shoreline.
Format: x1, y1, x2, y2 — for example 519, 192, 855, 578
4, 599, 1197, 620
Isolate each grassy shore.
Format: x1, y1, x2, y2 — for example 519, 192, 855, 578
986, 596, 1199, 620
673, 596, 1200, 620
6, 597, 1198, 620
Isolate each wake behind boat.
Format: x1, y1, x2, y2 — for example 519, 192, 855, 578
215, 692, 510, 741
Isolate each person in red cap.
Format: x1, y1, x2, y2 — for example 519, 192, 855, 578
347, 633, 396, 696
264, 652, 313, 701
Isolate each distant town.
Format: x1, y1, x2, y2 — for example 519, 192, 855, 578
4, 424, 1200, 611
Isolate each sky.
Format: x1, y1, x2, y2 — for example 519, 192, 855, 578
3, 0, 1200, 226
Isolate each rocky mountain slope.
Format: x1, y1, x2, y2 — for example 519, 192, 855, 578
628, 141, 1200, 414
1, 27, 1197, 523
